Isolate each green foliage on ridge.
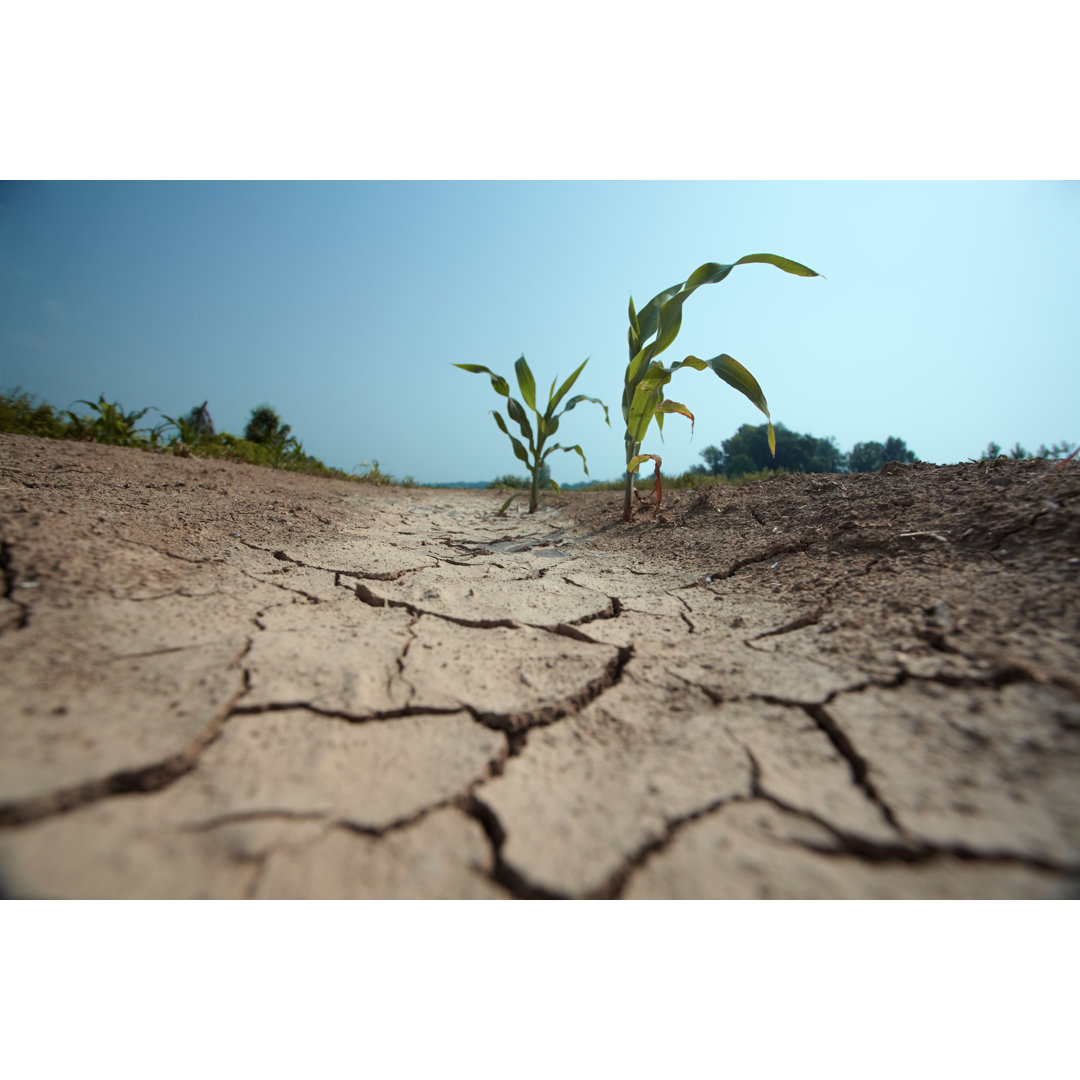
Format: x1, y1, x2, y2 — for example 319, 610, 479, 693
0, 388, 406, 486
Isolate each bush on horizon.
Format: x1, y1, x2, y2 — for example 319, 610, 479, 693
0, 388, 410, 486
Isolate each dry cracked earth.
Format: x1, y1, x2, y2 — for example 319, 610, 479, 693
1, 431, 1079, 899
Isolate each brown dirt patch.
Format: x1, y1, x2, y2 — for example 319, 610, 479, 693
1, 433, 1077, 898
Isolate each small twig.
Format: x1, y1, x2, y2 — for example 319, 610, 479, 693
1046, 446, 1080, 481
899, 531, 949, 543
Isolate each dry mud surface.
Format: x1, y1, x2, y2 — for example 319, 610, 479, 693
1, 432, 1079, 899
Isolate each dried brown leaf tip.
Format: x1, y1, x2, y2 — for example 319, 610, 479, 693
629, 455, 663, 520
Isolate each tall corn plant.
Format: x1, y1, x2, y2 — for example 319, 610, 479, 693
455, 355, 609, 513
623, 255, 820, 520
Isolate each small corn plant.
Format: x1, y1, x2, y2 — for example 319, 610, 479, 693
454, 355, 610, 513
65, 394, 156, 447
623, 255, 820, 520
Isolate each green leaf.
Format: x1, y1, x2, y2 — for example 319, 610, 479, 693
542, 442, 590, 475
629, 254, 820, 365
626, 381, 664, 448
514, 355, 537, 412
622, 344, 657, 420
633, 282, 683, 352
505, 396, 535, 448
683, 352, 775, 457
686, 353, 769, 418
637, 360, 675, 395
491, 411, 531, 465
733, 253, 820, 277
684, 262, 735, 289
454, 363, 510, 398
560, 393, 610, 427
628, 296, 641, 356
497, 492, 524, 516
548, 358, 588, 415
650, 292, 686, 359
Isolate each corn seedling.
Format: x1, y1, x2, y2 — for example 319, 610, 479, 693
65, 394, 157, 447
623, 255, 820, 520
455, 355, 609, 513
161, 413, 206, 449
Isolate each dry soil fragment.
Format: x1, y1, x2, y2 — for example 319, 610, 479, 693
175, 709, 505, 830
826, 680, 1080, 864
354, 562, 615, 627
242, 602, 415, 715
720, 707, 900, 844
0, 794, 259, 899
475, 691, 758, 897
254, 807, 508, 899
623, 800, 1071, 899
0, 638, 246, 807
259, 535, 438, 580
666, 626, 881, 707
402, 616, 621, 731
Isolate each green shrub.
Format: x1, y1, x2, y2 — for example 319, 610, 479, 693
0, 388, 69, 439
64, 394, 158, 447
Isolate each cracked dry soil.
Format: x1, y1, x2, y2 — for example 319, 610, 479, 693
1, 432, 1078, 899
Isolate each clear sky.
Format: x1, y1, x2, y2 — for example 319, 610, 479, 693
2, 179, 1077, 484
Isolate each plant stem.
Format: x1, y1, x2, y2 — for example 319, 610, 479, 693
623, 438, 637, 521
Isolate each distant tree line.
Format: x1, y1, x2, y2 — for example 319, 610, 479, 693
689, 423, 919, 478
978, 440, 1077, 462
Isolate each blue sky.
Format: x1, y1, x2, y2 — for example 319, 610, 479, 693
2, 180, 1078, 483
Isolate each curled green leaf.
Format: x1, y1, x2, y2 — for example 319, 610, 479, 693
515, 355, 537, 412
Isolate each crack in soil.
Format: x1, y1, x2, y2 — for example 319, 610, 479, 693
228, 700, 469, 724
692, 541, 810, 586
251, 543, 437, 581
458, 795, 568, 899
0, 638, 254, 828
114, 531, 227, 566
465, 644, 634, 734
596, 792, 750, 900
4, 444, 1077, 898
800, 704, 903, 832
235, 565, 327, 603
352, 580, 519, 628
351, 578, 624, 638
750, 606, 827, 640
0, 538, 31, 630
187, 809, 331, 832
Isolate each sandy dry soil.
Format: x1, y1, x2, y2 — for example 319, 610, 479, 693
1, 431, 1078, 899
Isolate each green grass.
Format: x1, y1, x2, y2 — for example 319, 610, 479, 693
0, 388, 414, 487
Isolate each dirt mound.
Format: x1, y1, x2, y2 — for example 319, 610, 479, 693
1, 433, 1077, 898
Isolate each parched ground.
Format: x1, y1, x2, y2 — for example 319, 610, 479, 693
1, 431, 1078, 899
